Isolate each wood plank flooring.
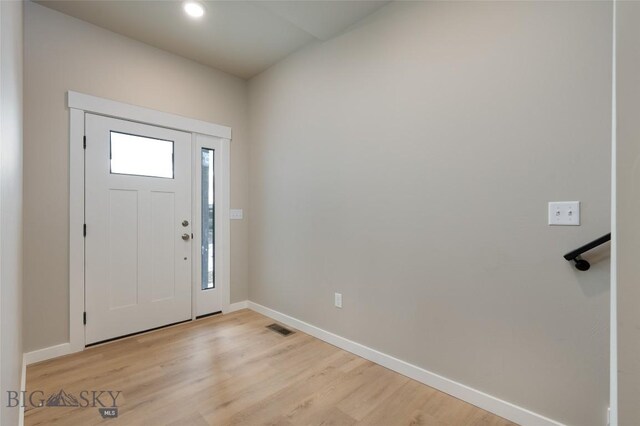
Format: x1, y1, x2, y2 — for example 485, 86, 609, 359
25, 309, 517, 426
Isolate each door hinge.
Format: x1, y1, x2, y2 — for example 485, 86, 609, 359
83, 135, 86, 149
83, 312, 87, 325
83, 224, 86, 237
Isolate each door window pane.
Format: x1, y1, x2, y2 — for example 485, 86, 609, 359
110, 132, 174, 178
201, 149, 215, 290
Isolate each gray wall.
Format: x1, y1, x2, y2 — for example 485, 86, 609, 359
0, 1, 24, 425
248, 2, 611, 425
23, 2, 250, 352
616, 2, 640, 424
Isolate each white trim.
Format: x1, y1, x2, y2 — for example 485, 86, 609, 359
24, 343, 73, 366
67, 91, 231, 140
609, 1, 618, 424
19, 356, 26, 426
190, 133, 198, 321
247, 301, 564, 426
226, 300, 248, 313
219, 139, 231, 314
69, 108, 85, 354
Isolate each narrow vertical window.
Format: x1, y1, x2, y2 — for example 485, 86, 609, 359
201, 149, 215, 290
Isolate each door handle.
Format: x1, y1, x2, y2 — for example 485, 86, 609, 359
182, 233, 190, 241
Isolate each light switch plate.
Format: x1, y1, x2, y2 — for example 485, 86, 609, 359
230, 209, 243, 220
548, 201, 580, 226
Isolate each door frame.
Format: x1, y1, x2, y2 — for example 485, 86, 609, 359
68, 91, 232, 353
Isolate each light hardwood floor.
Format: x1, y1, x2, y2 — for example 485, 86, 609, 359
26, 309, 517, 426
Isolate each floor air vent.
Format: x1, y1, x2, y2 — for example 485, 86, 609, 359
267, 323, 294, 336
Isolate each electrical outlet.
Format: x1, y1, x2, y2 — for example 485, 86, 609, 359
334, 293, 343, 308
230, 209, 243, 220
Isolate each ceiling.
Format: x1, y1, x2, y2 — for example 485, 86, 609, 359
36, 0, 391, 79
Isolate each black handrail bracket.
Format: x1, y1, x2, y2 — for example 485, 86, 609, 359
563, 233, 611, 271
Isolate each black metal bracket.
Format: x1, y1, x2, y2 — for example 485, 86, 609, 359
563, 233, 611, 271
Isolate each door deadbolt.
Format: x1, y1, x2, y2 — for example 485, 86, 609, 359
182, 220, 189, 227
182, 233, 190, 241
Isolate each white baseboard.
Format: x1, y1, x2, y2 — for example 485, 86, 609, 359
247, 301, 564, 426
24, 343, 72, 366
225, 300, 248, 313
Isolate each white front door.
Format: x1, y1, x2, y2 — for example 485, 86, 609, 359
85, 114, 192, 344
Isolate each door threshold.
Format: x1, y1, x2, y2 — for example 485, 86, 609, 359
86, 319, 192, 348
196, 310, 222, 320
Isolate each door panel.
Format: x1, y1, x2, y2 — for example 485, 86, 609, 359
85, 113, 192, 345
108, 189, 139, 309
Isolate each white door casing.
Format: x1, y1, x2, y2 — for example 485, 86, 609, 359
84, 114, 192, 344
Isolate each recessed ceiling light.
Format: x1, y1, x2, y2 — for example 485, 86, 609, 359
183, 1, 205, 18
